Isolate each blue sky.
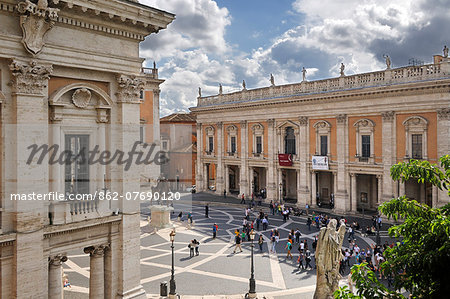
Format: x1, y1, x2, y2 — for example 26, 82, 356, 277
140, 0, 449, 116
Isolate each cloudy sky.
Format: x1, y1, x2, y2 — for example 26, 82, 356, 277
140, 0, 449, 116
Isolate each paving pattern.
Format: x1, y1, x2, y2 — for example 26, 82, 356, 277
63, 198, 374, 299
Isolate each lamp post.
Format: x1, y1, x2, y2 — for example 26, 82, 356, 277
279, 182, 283, 205
248, 229, 257, 298
169, 229, 177, 298
376, 215, 381, 246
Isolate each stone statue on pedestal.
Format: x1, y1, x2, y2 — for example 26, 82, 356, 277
302, 67, 307, 81
444, 45, 449, 58
340, 63, 345, 76
313, 219, 346, 299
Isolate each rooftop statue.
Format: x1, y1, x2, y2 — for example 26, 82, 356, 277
340, 63, 345, 76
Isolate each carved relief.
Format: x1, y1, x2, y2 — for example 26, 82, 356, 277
299, 116, 308, 126
9, 60, 52, 95
116, 75, 144, 103
251, 123, 264, 133
17, 0, 59, 56
240, 120, 247, 129
336, 114, 347, 124
437, 108, 450, 120
381, 111, 395, 121
72, 88, 92, 108
227, 124, 237, 133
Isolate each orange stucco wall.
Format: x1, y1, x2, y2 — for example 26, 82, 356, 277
309, 118, 337, 160
140, 90, 154, 142
348, 115, 382, 163
48, 77, 109, 96
396, 112, 438, 163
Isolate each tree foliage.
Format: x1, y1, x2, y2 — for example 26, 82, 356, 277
335, 155, 450, 299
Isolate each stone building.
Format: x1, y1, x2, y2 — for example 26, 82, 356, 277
160, 112, 196, 191
0, 0, 174, 298
191, 53, 450, 213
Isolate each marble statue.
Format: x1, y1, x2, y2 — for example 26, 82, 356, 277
302, 67, 307, 81
219, 83, 223, 95
383, 54, 391, 69
270, 73, 275, 86
444, 45, 449, 58
340, 63, 345, 76
198, 87, 201, 97
242, 80, 246, 90
313, 219, 346, 299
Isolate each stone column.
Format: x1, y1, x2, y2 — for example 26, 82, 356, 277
278, 168, 283, 202
152, 88, 161, 148
381, 111, 396, 202
115, 75, 146, 298
377, 175, 382, 207
336, 114, 349, 211
48, 254, 67, 299
240, 121, 248, 196
350, 173, 357, 212
225, 165, 229, 194
216, 122, 224, 194
7, 59, 52, 298
196, 123, 203, 191
249, 166, 254, 196
97, 108, 109, 191
297, 116, 309, 207
437, 108, 450, 206
204, 164, 209, 190
50, 107, 63, 194
333, 172, 338, 197
399, 181, 405, 196
266, 119, 276, 201
311, 171, 316, 207
85, 245, 108, 299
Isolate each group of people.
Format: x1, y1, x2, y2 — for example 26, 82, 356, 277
188, 239, 200, 257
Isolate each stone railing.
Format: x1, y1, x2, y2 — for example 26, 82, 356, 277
197, 62, 448, 107
141, 67, 158, 79
49, 196, 111, 225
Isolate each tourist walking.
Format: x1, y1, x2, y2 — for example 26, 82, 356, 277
262, 217, 268, 230
240, 193, 245, 204
212, 223, 218, 239
188, 240, 195, 258
295, 229, 301, 244
205, 204, 209, 218
285, 239, 293, 259
307, 217, 312, 231
305, 249, 312, 269
233, 233, 243, 253
194, 239, 200, 256
258, 234, 264, 252
297, 251, 304, 270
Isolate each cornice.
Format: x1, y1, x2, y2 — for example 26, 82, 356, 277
191, 80, 450, 114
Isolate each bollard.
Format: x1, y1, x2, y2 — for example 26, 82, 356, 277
160, 281, 168, 296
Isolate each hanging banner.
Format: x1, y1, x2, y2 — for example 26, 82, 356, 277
278, 154, 293, 166
312, 155, 329, 170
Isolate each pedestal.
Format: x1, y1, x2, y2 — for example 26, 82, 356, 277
150, 205, 174, 229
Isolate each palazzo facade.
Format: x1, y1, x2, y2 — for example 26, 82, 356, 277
192, 53, 450, 213
0, 0, 174, 298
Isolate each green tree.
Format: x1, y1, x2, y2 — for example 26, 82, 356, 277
335, 155, 450, 299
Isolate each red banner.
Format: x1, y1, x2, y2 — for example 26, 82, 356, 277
278, 154, 293, 166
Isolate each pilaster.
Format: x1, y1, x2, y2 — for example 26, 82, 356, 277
381, 111, 396, 203
216, 122, 224, 194
239, 121, 248, 196
336, 114, 349, 211
297, 116, 309, 207
196, 123, 203, 191
436, 108, 450, 206
266, 119, 276, 201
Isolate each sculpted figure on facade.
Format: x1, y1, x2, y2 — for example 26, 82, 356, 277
383, 54, 391, 69
17, 0, 59, 55
219, 83, 223, 95
302, 67, 307, 81
340, 63, 345, 76
314, 219, 346, 299
242, 80, 246, 90
198, 87, 202, 98
270, 73, 275, 86
444, 45, 449, 58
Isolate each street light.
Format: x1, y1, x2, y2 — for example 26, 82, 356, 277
279, 182, 283, 205
169, 229, 177, 298
248, 229, 257, 298
376, 216, 381, 246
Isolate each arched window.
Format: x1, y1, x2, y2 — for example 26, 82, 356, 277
285, 127, 296, 154
354, 119, 375, 162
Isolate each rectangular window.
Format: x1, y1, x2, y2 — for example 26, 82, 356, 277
412, 134, 422, 159
361, 135, 370, 158
139, 126, 144, 143
320, 135, 328, 156
256, 136, 262, 154
162, 141, 168, 150
231, 136, 236, 153
65, 135, 89, 196
208, 136, 214, 153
